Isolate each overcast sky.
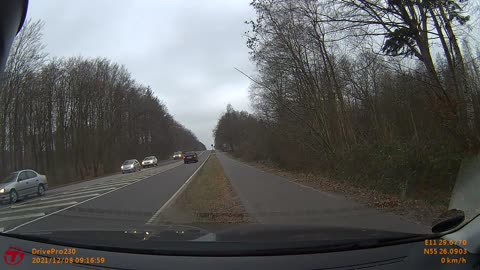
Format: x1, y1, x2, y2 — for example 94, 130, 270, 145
27, 0, 256, 148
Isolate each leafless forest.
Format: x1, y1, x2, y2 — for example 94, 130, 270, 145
214, 0, 480, 204
0, 20, 205, 186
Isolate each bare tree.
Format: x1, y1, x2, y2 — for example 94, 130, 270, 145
214, 0, 479, 202
0, 22, 205, 184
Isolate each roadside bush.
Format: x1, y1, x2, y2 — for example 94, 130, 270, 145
332, 141, 462, 205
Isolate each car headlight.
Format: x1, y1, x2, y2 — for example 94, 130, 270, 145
121, 166, 124, 170
142, 161, 146, 165
0, 188, 5, 193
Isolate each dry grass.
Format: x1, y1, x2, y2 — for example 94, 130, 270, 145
153, 153, 254, 225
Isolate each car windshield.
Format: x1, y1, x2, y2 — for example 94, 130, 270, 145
0, 173, 18, 184
0, 0, 479, 252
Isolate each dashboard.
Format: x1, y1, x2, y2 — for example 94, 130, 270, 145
0, 225, 478, 270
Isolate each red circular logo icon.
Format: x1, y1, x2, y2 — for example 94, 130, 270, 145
3, 247, 24, 266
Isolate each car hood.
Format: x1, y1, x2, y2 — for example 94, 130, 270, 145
0, 182, 13, 189
12, 224, 426, 255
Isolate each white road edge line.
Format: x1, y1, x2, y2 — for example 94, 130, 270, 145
4, 161, 184, 233
35, 194, 100, 204
79, 181, 133, 188
43, 189, 115, 200
3, 202, 78, 213
58, 187, 116, 195
0, 213, 46, 222
40, 191, 102, 201
146, 152, 211, 225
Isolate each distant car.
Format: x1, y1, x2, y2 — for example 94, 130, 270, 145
183, 151, 198, 164
172, 151, 183, 160
121, 159, 141, 174
142, 156, 158, 168
0, 169, 48, 204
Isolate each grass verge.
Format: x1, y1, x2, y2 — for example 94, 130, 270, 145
152, 152, 254, 226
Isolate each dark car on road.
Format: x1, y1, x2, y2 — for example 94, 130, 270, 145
121, 159, 141, 174
183, 151, 198, 164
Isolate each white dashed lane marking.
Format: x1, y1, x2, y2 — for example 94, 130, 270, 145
21, 194, 99, 206
0, 213, 46, 222
56, 187, 116, 196
84, 181, 134, 189
0, 161, 184, 231
0, 202, 78, 215
40, 193, 99, 202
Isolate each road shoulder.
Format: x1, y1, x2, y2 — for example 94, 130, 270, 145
216, 151, 429, 234
225, 153, 446, 227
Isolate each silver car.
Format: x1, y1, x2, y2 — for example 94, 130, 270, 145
142, 156, 158, 168
0, 170, 48, 204
121, 159, 142, 174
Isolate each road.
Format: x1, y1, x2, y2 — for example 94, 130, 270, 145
0, 150, 428, 234
0, 152, 209, 233
216, 152, 429, 234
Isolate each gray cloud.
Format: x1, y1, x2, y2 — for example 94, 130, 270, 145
27, 0, 256, 147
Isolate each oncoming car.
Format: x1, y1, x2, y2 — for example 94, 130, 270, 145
142, 156, 158, 168
121, 159, 141, 174
172, 151, 183, 160
0, 170, 48, 204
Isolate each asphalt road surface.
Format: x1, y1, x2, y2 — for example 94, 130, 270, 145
0, 152, 209, 233
216, 152, 429, 234
0, 150, 428, 235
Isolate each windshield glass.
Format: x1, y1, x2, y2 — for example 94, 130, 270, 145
0, 173, 18, 184
0, 0, 479, 251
